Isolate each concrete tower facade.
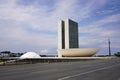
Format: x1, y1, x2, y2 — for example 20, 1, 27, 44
58, 19, 79, 50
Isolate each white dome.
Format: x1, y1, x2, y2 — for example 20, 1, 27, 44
20, 52, 40, 59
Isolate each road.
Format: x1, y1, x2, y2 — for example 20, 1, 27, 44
0, 58, 120, 80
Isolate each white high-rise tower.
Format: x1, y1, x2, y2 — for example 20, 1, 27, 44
58, 19, 79, 50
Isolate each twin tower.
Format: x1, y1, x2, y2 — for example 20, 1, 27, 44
58, 19, 79, 49
58, 19, 99, 57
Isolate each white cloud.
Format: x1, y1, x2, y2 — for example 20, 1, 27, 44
40, 49, 48, 54
79, 14, 120, 51
0, 0, 119, 55
79, 14, 120, 36
0, 0, 109, 32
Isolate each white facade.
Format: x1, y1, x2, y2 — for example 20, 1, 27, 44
65, 19, 69, 49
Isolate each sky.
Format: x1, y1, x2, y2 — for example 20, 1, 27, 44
0, 0, 120, 55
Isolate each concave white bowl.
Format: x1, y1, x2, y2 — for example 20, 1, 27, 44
58, 48, 99, 57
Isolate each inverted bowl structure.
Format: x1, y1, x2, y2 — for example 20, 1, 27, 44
58, 48, 99, 57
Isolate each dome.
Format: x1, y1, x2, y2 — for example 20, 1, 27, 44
20, 52, 40, 59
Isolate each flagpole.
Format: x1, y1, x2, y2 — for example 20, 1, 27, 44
108, 39, 111, 56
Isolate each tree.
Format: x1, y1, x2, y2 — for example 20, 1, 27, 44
1, 51, 11, 54
114, 52, 120, 57
0, 51, 11, 57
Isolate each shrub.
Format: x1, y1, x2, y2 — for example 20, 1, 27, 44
114, 52, 120, 57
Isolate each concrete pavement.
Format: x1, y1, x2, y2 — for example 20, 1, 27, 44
0, 58, 120, 80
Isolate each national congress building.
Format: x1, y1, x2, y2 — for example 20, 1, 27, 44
58, 19, 99, 57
